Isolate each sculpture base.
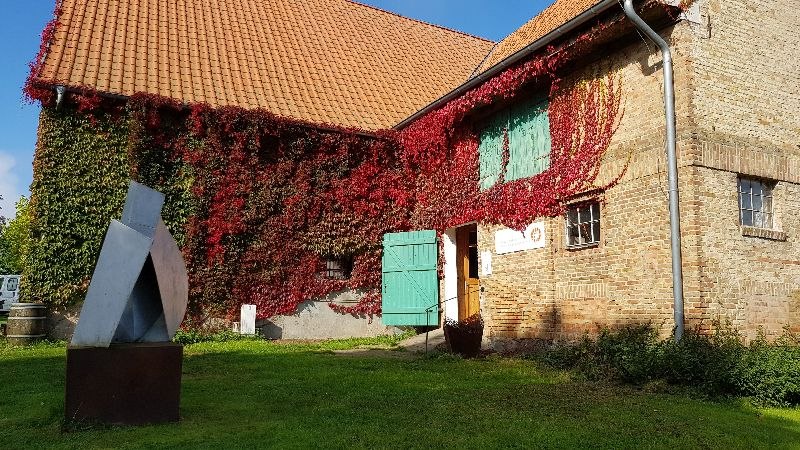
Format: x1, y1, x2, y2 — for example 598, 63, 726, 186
65, 342, 183, 426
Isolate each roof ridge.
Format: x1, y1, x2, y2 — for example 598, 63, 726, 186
495, 0, 568, 43
475, 0, 602, 73
469, 42, 500, 79
344, 0, 495, 44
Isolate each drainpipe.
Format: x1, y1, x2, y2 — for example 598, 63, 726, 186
622, 0, 685, 341
55, 85, 66, 109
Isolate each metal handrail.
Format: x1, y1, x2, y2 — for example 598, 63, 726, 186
421, 287, 481, 354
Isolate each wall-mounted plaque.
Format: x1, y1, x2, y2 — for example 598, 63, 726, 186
495, 221, 546, 255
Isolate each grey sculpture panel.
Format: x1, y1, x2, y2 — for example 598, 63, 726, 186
71, 220, 153, 347
121, 181, 165, 239
112, 257, 169, 343
151, 220, 189, 338
71, 181, 188, 348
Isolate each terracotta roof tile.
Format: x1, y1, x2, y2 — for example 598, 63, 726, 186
476, 0, 603, 73
38, 0, 494, 130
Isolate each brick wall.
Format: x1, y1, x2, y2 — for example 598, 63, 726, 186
689, 0, 800, 339
477, 1, 799, 345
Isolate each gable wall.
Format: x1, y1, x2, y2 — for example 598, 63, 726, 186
477, 2, 800, 345
479, 21, 701, 344
687, 0, 800, 339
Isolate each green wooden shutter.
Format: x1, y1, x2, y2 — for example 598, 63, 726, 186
381, 230, 439, 326
478, 114, 506, 190
508, 97, 551, 181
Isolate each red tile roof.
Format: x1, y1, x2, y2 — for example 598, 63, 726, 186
36, 0, 606, 129
476, 0, 603, 73
37, 0, 494, 130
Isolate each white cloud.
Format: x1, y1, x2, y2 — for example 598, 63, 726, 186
0, 152, 20, 220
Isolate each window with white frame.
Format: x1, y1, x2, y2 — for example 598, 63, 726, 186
738, 177, 774, 229
566, 202, 601, 248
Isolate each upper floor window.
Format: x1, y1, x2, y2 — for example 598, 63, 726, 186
566, 202, 601, 249
478, 96, 551, 190
738, 177, 774, 229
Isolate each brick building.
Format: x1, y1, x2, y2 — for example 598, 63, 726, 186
29, 0, 799, 342
434, 0, 800, 344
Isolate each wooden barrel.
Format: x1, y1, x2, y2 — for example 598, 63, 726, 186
6, 303, 47, 346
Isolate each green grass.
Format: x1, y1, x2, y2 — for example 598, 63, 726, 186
1, 338, 799, 449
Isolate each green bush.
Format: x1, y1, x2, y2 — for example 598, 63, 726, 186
660, 325, 745, 395
595, 324, 663, 384
737, 332, 800, 407
172, 328, 263, 345
541, 324, 662, 383
538, 323, 800, 407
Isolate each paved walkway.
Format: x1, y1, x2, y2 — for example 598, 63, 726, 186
333, 328, 446, 358
397, 328, 446, 353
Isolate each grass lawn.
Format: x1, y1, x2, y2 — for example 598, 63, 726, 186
1, 338, 799, 449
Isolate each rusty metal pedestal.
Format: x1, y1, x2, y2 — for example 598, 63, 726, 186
65, 343, 183, 426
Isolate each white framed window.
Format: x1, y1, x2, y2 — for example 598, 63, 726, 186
738, 177, 774, 229
566, 202, 601, 248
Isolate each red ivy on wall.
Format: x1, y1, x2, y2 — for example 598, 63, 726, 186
401, 50, 624, 232
124, 96, 415, 321
24, 1, 649, 324
23, 1, 62, 104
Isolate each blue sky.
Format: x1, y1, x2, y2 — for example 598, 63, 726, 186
0, 0, 550, 219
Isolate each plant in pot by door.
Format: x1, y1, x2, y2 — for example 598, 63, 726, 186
444, 314, 484, 358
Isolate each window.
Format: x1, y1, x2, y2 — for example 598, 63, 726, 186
468, 228, 479, 279
738, 177, 774, 229
478, 96, 551, 189
324, 256, 353, 280
566, 202, 601, 248
5, 277, 17, 291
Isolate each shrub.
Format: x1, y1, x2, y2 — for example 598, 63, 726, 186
173, 328, 262, 345
737, 331, 800, 407
444, 314, 484, 358
537, 323, 800, 407
594, 324, 662, 384
0, 196, 32, 274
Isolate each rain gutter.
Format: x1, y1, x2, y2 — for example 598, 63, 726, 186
622, 0, 684, 341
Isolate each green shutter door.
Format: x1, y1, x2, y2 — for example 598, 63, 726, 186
508, 97, 551, 181
381, 230, 439, 326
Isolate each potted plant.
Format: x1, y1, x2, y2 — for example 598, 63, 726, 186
443, 314, 484, 358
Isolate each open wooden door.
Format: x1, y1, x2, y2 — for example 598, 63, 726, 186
456, 224, 480, 321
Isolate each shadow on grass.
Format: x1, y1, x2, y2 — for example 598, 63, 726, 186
2, 343, 799, 449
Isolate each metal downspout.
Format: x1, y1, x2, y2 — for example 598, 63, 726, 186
55, 85, 66, 109
622, 0, 684, 341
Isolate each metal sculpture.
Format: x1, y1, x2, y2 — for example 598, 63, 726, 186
71, 181, 188, 347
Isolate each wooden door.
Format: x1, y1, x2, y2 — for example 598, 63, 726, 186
456, 224, 480, 321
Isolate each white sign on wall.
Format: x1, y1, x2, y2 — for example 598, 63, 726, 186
495, 221, 546, 255
481, 251, 493, 276
240, 304, 257, 335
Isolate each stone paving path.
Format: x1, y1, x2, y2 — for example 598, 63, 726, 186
333, 328, 446, 358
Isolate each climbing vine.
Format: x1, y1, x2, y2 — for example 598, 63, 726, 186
23, 0, 658, 323
23, 1, 62, 105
